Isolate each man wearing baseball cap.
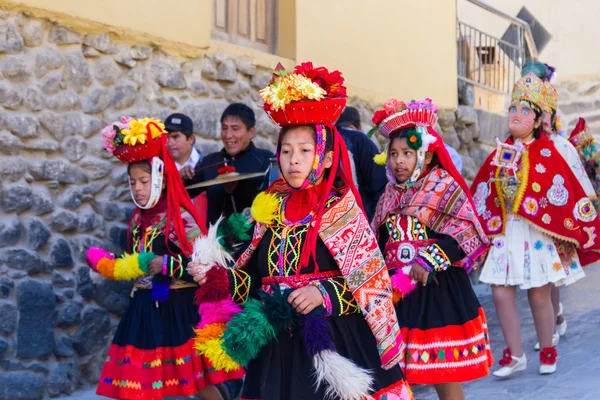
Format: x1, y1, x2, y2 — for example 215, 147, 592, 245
165, 113, 202, 180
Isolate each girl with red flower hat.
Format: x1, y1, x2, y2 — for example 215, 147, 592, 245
87, 117, 244, 400
188, 63, 413, 400
370, 98, 492, 399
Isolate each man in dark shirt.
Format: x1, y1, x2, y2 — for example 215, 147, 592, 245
336, 106, 387, 221
186, 103, 274, 225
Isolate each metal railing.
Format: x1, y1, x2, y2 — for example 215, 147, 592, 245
457, 0, 538, 95
457, 21, 524, 94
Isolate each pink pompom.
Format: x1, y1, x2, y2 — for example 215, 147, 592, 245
197, 299, 242, 328
86, 247, 113, 270
390, 267, 418, 296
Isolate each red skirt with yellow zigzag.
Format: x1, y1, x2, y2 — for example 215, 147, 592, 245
96, 287, 244, 400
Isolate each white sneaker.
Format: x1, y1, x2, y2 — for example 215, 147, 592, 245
534, 332, 560, 351
493, 352, 527, 378
556, 302, 567, 336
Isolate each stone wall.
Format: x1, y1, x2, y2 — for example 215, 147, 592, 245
556, 78, 600, 135
0, 10, 285, 399
0, 10, 497, 400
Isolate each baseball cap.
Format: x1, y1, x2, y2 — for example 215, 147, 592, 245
165, 113, 194, 136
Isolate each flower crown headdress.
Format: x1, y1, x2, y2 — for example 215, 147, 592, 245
260, 62, 347, 126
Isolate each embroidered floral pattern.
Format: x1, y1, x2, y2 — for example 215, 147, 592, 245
540, 148, 552, 157
547, 175, 569, 206
542, 214, 551, 224
534, 240, 544, 250
482, 210, 492, 221
574, 198, 597, 222
532, 182, 541, 193
564, 218, 575, 230
523, 197, 539, 216
487, 216, 502, 232
473, 182, 490, 216
540, 197, 549, 208
535, 163, 546, 174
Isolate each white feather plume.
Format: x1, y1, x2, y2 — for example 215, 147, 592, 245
313, 350, 374, 400
191, 216, 233, 270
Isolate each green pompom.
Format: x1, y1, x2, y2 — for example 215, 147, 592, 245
227, 213, 253, 241
222, 298, 277, 366
137, 252, 156, 273
405, 129, 423, 151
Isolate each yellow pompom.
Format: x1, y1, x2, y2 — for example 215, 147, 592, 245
373, 151, 387, 166
194, 338, 241, 372
113, 253, 145, 281
251, 192, 279, 225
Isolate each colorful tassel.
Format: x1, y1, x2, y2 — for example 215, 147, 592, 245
390, 267, 417, 297
222, 298, 276, 366
197, 299, 242, 328
151, 276, 171, 303
86, 247, 155, 281
194, 323, 227, 344
250, 192, 279, 225
373, 151, 387, 165
194, 338, 241, 372
300, 313, 336, 357
313, 350, 374, 400
194, 266, 230, 305
259, 286, 295, 332
227, 213, 253, 241
191, 216, 233, 272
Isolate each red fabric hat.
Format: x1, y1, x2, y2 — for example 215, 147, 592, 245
264, 98, 346, 127
102, 118, 207, 256
379, 107, 438, 139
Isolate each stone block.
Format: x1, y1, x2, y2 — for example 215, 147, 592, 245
0, 371, 46, 400
20, 20, 43, 47
83, 33, 117, 54
182, 99, 230, 139
30, 159, 88, 184
476, 109, 508, 146
0, 84, 22, 109
0, 131, 23, 155
23, 87, 45, 111
2, 184, 33, 214
455, 105, 478, 127
111, 82, 137, 110
59, 187, 83, 210
95, 279, 133, 316
46, 90, 80, 111
32, 189, 55, 215
49, 211, 79, 233
0, 21, 24, 53
217, 59, 237, 82
0, 219, 22, 247
62, 136, 88, 162
0, 303, 17, 334
1, 249, 43, 274
93, 56, 122, 85
2, 56, 31, 82
63, 50, 92, 92
73, 307, 111, 356
16, 278, 55, 360
152, 61, 186, 89
7, 114, 40, 138
56, 301, 81, 327
34, 46, 63, 78
0, 277, 14, 299
48, 24, 81, 45
47, 361, 80, 397
83, 87, 111, 113
0, 157, 26, 182
28, 218, 51, 250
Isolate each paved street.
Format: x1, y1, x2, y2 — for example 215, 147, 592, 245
62, 266, 600, 400
413, 265, 600, 400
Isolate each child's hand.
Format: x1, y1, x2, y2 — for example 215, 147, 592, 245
148, 257, 163, 275
288, 286, 324, 315
187, 262, 208, 286
410, 264, 430, 286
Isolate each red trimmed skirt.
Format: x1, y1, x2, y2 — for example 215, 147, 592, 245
96, 287, 244, 399
394, 267, 492, 385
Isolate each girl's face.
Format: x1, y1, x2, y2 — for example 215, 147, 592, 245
388, 137, 432, 184
129, 164, 152, 207
279, 126, 332, 189
508, 104, 540, 140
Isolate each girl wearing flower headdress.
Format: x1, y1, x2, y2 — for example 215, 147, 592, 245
521, 62, 598, 352
471, 74, 600, 378
87, 117, 244, 400
188, 62, 413, 400
370, 98, 492, 399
